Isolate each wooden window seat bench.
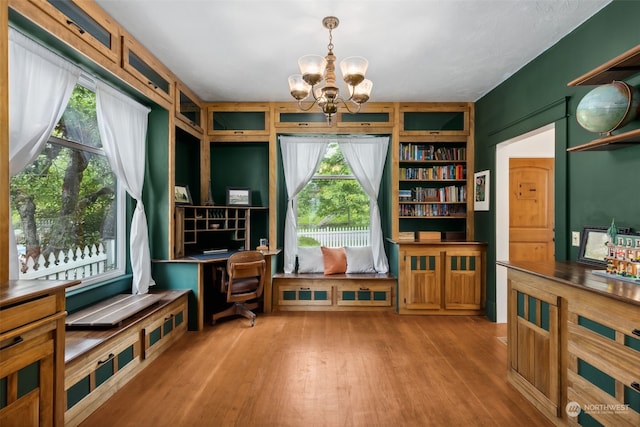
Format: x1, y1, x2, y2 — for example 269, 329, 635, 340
272, 272, 396, 311
64, 289, 189, 427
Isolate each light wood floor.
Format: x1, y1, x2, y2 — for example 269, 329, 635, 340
80, 312, 552, 427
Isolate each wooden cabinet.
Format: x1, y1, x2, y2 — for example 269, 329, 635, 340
64, 290, 188, 427
273, 102, 394, 130
506, 269, 562, 421
175, 82, 204, 135
0, 279, 77, 427
175, 205, 266, 258
397, 242, 485, 315
121, 34, 174, 104
25, 0, 120, 64
273, 274, 395, 311
395, 103, 474, 241
500, 260, 640, 427
399, 103, 471, 136
567, 44, 640, 152
207, 103, 270, 139
566, 293, 640, 427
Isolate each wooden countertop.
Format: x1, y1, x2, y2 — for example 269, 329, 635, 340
153, 249, 281, 264
0, 279, 81, 306
497, 260, 640, 306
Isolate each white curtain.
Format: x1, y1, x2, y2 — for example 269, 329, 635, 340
339, 137, 390, 273
96, 81, 153, 294
8, 28, 81, 279
279, 136, 329, 273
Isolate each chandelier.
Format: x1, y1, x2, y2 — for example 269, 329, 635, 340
288, 16, 372, 124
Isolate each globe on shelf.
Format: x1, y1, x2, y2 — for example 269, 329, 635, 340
575, 81, 640, 135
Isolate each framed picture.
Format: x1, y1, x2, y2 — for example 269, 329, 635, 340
577, 226, 610, 267
226, 187, 251, 206
174, 185, 193, 205
473, 170, 490, 211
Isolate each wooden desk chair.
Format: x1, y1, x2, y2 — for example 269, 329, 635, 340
212, 251, 266, 327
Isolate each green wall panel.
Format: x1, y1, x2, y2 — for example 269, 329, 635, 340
175, 128, 201, 204
475, 0, 640, 321
152, 262, 199, 330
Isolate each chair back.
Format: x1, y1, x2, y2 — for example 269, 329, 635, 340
225, 251, 266, 302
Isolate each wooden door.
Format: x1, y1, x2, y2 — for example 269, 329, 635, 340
401, 249, 443, 311
509, 158, 554, 262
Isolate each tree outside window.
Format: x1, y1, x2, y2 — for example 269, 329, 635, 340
10, 84, 124, 283
297, 142, 370, 247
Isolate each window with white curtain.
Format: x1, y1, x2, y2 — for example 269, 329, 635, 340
10, 80, 125, 285
297, 141, 370, 247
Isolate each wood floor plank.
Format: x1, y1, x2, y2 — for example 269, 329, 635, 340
79, 312, 552, 427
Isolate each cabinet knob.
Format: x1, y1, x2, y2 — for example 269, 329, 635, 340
631, 382, 640, 392
633, 329, 640, 338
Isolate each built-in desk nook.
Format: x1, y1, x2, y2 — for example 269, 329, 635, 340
498, 260, 640, 427
153, 249, 280, 330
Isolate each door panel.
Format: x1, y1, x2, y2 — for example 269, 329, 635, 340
509, 158, 554, 262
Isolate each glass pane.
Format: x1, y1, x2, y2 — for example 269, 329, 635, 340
11, 86, 119, 282
128, 51, 170, 93
48, 0, 111, 48
55, 85, 101, 148
179, 91, 200, 126
212, 112, 265, 131
404, 112, 465, 131
340, 112, 389, 123
279, 112, 326, 123
297, 142, 370, 247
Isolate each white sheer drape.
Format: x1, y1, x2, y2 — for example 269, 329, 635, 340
8, 28, 81, 279
339, 137, 390, 273
279, 136, 329, 273
96, 81, 153, 294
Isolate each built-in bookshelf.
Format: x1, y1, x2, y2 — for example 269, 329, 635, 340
395, 103, 474, 240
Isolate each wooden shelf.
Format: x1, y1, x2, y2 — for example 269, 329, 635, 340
567, 44, 640, 152
567, 44, 640, 86
567, 128, 640, 152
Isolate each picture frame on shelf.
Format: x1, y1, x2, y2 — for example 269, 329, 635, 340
226, 187, 251, 206
577, 226, 609, 267
174, 184, 193, 205
473, 170, 490, 211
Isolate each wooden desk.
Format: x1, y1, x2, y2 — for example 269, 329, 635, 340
152, 250, 280, 330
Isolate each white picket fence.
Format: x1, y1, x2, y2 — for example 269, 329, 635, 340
298, 226, 370, 247
20, 243, 108, 280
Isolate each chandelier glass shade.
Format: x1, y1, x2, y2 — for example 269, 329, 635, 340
288, 16, 372, 124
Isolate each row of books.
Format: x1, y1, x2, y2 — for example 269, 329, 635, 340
399, 186, 467, 202
400, 164, 466, 180
399, 204, 467, 217
399, 144, 466, 161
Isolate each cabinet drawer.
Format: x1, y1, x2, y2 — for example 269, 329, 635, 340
567, 298, 640, 426
26, 0, 120, 64
65, 327, 141, 391
336, 283, 392, 307
0, 295, 57, 333
122, 35, 174, 104
278, 284, 333, 306
141, 297, 187, 360
0, 318, 56, 426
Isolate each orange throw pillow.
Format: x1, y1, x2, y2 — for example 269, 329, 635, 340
321, 246, 347, 275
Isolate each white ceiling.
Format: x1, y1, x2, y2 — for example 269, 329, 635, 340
95, 0, 612, 103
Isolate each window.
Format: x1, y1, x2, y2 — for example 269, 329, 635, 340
10, 82, 125, 286
297, 142, 370, 247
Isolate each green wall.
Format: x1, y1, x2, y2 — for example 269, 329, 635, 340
475, 0, 640, 321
